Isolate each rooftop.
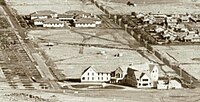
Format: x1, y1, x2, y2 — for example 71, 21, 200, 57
75, 18, 98, 24
31, 10, 57, 16
43, 18, 63, 24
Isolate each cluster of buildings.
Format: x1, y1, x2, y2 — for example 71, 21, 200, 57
80, 63, 182, 89
29, 10, 101, 28
132, 12, 200, 43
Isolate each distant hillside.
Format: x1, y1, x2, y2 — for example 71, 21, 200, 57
106, 0, 199, 4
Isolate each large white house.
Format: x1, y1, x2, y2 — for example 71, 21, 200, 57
81, 66, 111, 83
123, 63, 159, 88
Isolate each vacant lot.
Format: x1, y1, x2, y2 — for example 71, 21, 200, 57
97, 0, 200, 14
6, 0, 103, 15
28, 29, 151, 79
107, 0, 197, 4
153, 45, 200, 80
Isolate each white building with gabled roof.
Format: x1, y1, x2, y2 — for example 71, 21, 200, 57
81, 66, 111, 83
124, 63, 159, 88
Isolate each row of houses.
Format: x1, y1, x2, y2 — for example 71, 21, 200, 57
80, 63, 182, 89
29, 10, 101, 28
133, 12, 200, 43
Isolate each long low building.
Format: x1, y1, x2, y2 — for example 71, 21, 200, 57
33, 18, 64, 27
75, 18, 101, 28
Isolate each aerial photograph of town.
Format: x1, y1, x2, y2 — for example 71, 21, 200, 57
0, 0, 200, 101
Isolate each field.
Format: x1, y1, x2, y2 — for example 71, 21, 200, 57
153, 45, 200, 80
28, 28, 152, 79
5, 0, 103, 15
96, 0, 200, 14
0, 87, 200, 102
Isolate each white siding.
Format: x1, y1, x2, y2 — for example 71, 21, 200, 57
75, 23, 96, 27
43, 23, 64, 27
31, 16, 48, 20
137, 74, 152, 88
34, 21, 44, 26
81, 68, 110, 82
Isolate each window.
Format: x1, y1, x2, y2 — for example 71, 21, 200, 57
102, 77, 103, 80
88, 73, 89, 75
116, 73, 120, 78
142, 79, 148, 81
92, 73, 94, 76
98, 73, 100, 75
137, 79, 139, 81
143, 83, 148, 86
82, 77, 85, 80
107, 77, 108, 80
98, 77, 100, 80
92, 77, 94, 80
139, 83, 141, 86
88, 77, 89, 80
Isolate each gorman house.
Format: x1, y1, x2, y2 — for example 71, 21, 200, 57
81, 66, 111, 83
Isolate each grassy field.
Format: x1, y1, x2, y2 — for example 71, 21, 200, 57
153, 45, 200, 80
97, 0, 200, 14
6, 0, 103, 15
28, 29, 151, 79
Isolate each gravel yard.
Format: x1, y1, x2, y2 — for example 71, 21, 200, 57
6, 0, 103, 15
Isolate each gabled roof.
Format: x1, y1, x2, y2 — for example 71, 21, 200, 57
82, 66, 96, 75
65, 10, 85, 15
43, 19, 63, 24
58, 14, 74, 18
116, 66, 128, 73
75, 18, 96, 24
34, 18, 47, 22
82, 65, 113, 75
134, 71, 151, 80
128, 63, 149, 71
31, 10, 57, 16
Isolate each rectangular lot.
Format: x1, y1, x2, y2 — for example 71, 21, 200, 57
28, 29, 164, 79
96, 0, 200, 14
6, 0, 103, 15
153, 45, 200, 80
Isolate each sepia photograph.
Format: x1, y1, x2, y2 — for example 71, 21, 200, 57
0, 0, 200, 101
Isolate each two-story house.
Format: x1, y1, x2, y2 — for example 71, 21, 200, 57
81, 66, 110, 83
122, 63, 159, 88
110, 66, 128, 83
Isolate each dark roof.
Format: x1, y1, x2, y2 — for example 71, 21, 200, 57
75, 18, 96, 24
43, 19, 63, 24
58, 14, 74, 18
31, 10, 57, 16
65, 10, 85, 15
